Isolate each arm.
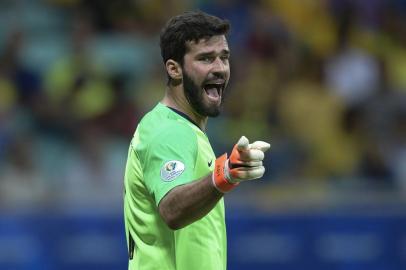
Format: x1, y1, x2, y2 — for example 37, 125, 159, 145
158, 136, 270, 230
158, 173, 222, 230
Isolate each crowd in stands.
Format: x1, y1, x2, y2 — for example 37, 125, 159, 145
0, 0, 405, 209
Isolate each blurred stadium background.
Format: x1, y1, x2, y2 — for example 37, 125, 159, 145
0, 0, 406, 269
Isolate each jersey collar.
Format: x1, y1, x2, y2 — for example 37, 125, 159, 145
166, 106, 202, 131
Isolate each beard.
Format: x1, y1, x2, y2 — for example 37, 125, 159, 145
183, 70, 223, 117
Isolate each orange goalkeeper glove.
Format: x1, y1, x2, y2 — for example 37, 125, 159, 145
213, 136, 271, 193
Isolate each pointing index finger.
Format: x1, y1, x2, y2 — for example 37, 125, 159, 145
237, 136, 250, 151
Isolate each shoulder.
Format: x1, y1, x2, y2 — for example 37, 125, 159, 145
152, 120, 197, 148
136, 104, 199, 155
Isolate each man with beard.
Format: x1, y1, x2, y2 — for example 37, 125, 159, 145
123, 11, 270, 270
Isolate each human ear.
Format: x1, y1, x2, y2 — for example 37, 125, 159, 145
165, 59, 182, 80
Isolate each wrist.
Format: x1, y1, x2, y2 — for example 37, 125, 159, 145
212, 153, 239, 193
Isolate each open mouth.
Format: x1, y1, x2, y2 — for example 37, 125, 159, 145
203, 82, 224, 101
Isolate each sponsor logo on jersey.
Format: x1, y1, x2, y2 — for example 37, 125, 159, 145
160, 160, 185, 181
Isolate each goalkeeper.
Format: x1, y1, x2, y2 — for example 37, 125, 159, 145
123, 11, 270, 270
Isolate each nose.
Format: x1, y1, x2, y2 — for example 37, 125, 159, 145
211, 57, 228, 76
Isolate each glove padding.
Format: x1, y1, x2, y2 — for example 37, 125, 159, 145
213, 136, 270, 192
226, 136, 270, 183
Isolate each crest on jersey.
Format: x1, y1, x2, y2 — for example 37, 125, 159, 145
160, 160, 185, 181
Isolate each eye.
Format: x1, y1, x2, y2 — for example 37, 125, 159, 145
220, 55, 230, 62
200, 56, 214, 63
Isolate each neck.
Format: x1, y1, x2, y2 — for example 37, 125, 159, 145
161, 85, 208, 131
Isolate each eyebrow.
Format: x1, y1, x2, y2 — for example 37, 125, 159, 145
196, 49, 230, 58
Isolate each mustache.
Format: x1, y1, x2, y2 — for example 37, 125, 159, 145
203, 73, 226, 82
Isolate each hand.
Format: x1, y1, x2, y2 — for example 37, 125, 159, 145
213, 136, 271, 193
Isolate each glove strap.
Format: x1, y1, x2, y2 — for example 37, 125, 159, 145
212, 153, 239, 193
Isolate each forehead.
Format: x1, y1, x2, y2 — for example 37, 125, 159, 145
186, 35, 229, 55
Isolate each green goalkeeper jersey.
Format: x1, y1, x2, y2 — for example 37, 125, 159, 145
123, 103, 227, 270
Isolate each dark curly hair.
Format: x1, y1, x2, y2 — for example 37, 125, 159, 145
159, 11, 230, 66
